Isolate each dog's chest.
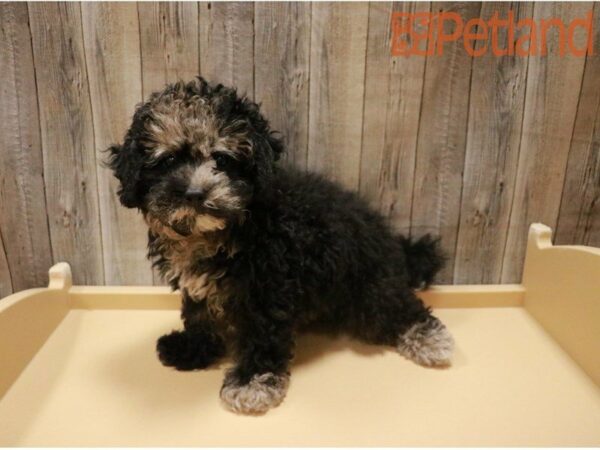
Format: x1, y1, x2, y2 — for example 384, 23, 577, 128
159, 240, 232, 317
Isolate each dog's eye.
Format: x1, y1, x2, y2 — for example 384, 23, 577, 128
213, 153, 234, 171
163, 154, 177, 166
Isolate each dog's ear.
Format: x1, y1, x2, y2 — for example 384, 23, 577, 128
239, 98, 284, 193
251, 132, 284, 193
106, 141, 145, 209
266, 132, 284, 162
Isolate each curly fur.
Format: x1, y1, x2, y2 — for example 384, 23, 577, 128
107, 77, 452, 415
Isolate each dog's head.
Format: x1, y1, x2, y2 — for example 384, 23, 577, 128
107, 77, 283, 237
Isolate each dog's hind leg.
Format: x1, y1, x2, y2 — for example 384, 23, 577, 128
156, 293, 226, 371
351, 287, 454, 367
395, 314, 454, 367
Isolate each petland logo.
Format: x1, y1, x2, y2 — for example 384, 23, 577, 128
391, 10, 594, 57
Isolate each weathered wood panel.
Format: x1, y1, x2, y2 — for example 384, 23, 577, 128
454, 2, 532, 283
199, 2, 255, 97
555, 4, 600, 248
81, 3, 153, 285
138, 2, 199, 95
254, 2, 311, 168
1, 2, 599, 294
501, 2, 591, 282
0, 231, 12, 298
411, 2, 482, 283
360, 1, 429, 235
28, 2, 104, 285
307, 2, 369, 191
0, 2, 53, 292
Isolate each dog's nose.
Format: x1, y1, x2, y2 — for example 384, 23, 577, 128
184, 187, 205, 202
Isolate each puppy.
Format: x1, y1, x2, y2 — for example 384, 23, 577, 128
108, 77, 454, 414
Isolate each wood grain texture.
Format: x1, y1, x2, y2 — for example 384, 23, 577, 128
1, 2, 599, 291
138, 2, 199, 96
254, 2, 311, 168
555, 4, 600, 248
454, 2, 532, 283
360, 1, 429, 235
501, 2, 591, 282
28, 2, 104, 285
199, 2, 254, 97
308, 2, 369, 191
81, 3, 153, 285
0, 230, 12, 298
411, 2, 482, 283
0, 2, 53, 292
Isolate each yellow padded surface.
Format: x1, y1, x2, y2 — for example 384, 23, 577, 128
1, 307, 599, 446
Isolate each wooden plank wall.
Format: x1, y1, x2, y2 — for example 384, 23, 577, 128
0, 1, 598, 294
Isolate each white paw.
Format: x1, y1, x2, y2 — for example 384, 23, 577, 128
397, 317, 454, 367
220, 371, 289, 414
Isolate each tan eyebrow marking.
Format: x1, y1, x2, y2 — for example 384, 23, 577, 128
142, 93, 256, 161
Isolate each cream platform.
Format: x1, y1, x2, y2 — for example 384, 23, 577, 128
0, 224, 599, 446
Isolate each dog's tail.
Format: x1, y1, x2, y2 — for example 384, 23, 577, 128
398, 234, 445, 289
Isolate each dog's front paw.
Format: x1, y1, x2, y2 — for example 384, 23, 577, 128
156, 329, 225, 371
220, 370, 290, 415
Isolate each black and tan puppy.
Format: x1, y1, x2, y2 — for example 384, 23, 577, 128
108, 77, 454, 414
